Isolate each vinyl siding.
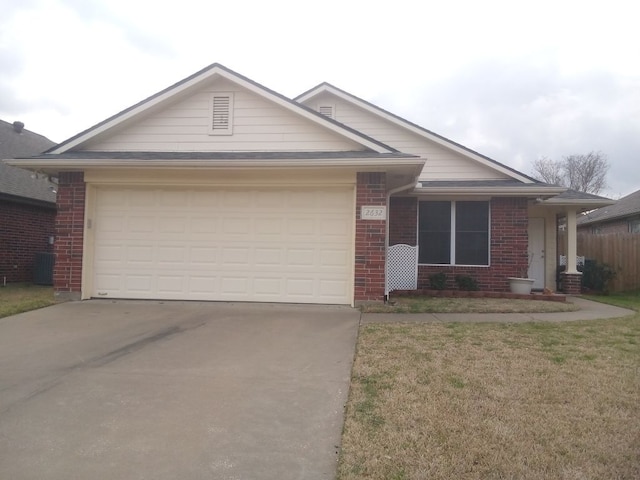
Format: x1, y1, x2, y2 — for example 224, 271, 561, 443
85, 79, 362, 152
306, 93, 510, 181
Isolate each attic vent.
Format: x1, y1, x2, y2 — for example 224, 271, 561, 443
318, 105, 334, 119
209, 93, 234, 135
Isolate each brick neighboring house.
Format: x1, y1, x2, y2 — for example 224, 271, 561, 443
7, 64, 615, 304
0, 120, 56, 283
577, 189, 640, 234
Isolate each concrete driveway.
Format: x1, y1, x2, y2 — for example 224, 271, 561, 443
0, 300, 361, 480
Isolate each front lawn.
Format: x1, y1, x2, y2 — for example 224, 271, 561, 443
362, 296, 580, 314
339, 293, 640, 479
0, 284, 58, 319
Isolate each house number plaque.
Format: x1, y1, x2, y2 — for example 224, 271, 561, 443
361, 206, 386, 220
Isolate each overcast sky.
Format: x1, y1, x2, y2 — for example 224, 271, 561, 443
1, 0, 638, 197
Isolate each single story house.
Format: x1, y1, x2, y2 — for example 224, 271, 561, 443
6, 64, 614, 305
577, 189, 640, 234
0, 120, 56, 283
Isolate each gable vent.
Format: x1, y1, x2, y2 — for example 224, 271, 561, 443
318, 105, 334, 119
209, 93, 234, 135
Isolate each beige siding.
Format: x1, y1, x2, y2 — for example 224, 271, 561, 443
85, 79, 362, 152
306, 92, 510, 181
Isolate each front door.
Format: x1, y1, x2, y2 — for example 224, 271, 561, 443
528, 217, 545, 289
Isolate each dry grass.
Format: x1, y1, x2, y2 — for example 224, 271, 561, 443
0, 283, 58, 319
339, 305, 640, 479
362, 297, 579, 314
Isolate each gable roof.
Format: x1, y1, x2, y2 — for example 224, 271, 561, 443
295, 82, 537, 184
49, 63, 397, 155
577, 189, 640, 225
0, 120, 56, 205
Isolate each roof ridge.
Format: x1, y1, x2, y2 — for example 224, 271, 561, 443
48, 63, 398, 155
295, 82, 541, 183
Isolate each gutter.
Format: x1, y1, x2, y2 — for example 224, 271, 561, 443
414, 186, 567, 197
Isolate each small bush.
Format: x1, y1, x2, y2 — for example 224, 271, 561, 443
429, 272, 448, 290
582, 259, 616, 293
454, 275, 479, 291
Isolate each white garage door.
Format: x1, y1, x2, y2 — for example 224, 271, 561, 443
92, 186, 354, 304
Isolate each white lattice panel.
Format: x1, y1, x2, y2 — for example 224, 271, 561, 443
386, 244, 418, 293
559, 255, 585, 266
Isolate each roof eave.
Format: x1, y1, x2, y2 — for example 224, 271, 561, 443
541, 198, 617, 209
51, 65, 395, 155
6, 157, 425, 177
296, 83, 536, 184
413, 185, 567, 197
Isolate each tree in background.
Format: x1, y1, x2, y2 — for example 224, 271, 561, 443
531, 151, 609, 194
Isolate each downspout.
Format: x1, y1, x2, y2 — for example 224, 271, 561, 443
384, 178, 420, 302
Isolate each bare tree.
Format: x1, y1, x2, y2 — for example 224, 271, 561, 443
563, 151, 609, 194
531, 156, 564, 185
531, 151, 609, 194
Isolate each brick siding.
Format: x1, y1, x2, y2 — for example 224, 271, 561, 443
561, 272, 582, 294
389, 196, 417, 245
354, 172, 387, 303
53, 172, 85, 297
389, 196, 529, 292
0, 200, 55, 283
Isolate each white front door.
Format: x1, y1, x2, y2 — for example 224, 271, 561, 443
528, 217, 545, 289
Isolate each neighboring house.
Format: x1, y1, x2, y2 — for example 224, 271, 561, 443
6, 64, 613, 305
0, 120, 56, 283
577, 189, 640, 234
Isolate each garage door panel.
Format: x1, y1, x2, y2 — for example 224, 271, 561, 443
92, 187, 353, 304
189, 247, 218, 265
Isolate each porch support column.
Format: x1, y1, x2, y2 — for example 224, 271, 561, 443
562, 207, 582, 294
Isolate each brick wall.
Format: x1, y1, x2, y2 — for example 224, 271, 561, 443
0, 200, 55, 283
389, 196, 417, 245
54, 172, 85, 298
390, 196, 529, 292
354, 172, 386, 303
561, 272, 582, 294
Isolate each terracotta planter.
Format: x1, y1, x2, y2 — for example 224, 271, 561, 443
507, 277, 535, 295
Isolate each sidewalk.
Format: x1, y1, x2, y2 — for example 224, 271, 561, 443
361, 296, 636, 324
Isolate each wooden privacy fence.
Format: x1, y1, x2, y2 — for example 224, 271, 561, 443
577, 233, 640, 292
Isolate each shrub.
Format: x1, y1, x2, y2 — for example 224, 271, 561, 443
582, 259, 616, 293
429, 272, 448, 290
454, 275, 479, 291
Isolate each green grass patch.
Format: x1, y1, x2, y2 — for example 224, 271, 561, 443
583, 291, 640, 311
0, 283, 58, 319
362, 296, 579, 314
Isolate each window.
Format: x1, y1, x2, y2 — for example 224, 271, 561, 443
418, 201, 489, 265
209, 93, 234, 135
630, 218, 640, 233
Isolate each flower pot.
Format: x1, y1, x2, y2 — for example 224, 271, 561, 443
508, 277, 535, 295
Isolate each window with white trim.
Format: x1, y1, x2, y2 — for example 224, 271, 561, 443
418, 201, 490, 265
630, 218, 640, 233
209, 93, 234, 135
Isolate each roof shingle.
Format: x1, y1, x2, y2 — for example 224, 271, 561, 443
0, 119, 56, 204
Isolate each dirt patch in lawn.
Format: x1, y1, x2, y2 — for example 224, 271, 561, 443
0, 284, 58, 319
338, 316, 640, 479
362, 297, 580, 314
